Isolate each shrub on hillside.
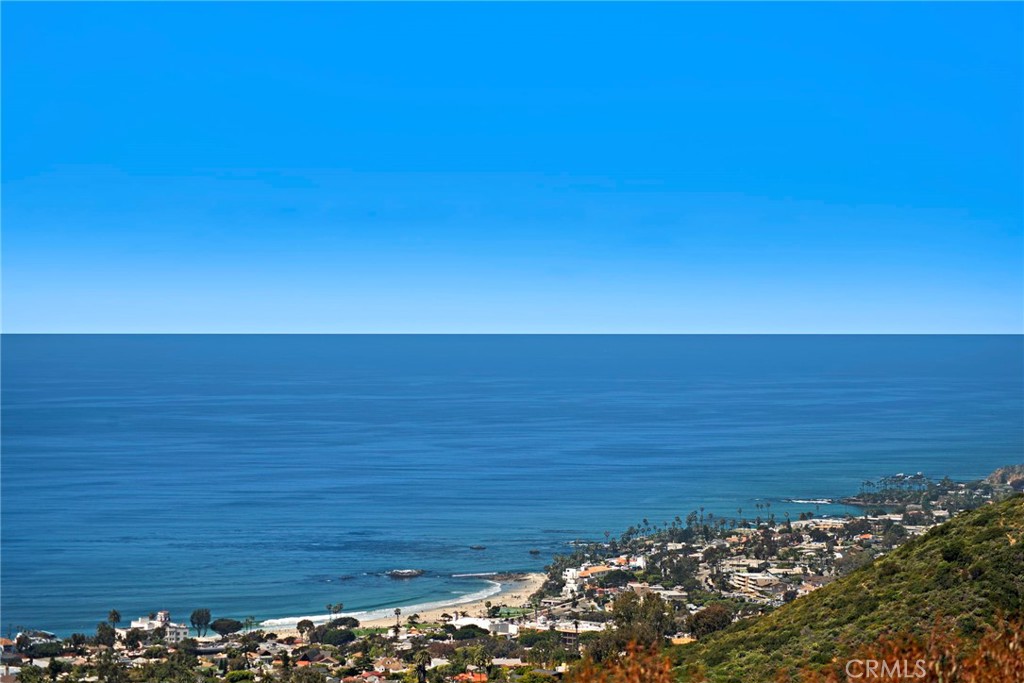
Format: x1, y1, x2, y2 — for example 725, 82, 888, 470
784, 615, 1024, 683
569, 642, 673, 683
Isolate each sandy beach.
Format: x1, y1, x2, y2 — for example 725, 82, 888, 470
358, 572, 547, 628
263, 572, 547, 635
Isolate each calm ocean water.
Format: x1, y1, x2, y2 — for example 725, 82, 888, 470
2, 335, 1022, 634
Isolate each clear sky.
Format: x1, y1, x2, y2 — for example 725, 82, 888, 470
2, 2, 1021, 333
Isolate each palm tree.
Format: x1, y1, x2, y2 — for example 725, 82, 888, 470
393, 607, 402, 635
413, 649, 431, 683
472, 648, 491, 676
107, 610, 121, 630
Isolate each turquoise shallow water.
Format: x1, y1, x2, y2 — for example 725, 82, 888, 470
2, 335, 1021, 635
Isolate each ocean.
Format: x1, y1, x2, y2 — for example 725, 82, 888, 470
2, 335, 1021, 635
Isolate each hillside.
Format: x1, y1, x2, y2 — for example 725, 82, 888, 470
672, 494, 1024, 682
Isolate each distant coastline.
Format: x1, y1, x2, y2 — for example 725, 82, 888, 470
16, 468, 1020, 639
4, 334, 1020, 634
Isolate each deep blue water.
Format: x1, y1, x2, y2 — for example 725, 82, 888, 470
2, 335, 1022, 635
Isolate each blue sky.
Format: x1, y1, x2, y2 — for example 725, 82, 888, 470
3, 3, 1021, 333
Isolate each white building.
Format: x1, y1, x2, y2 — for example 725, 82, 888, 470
451, 616, 520, 638
562, 567, 584, 597
627, 555, 647, 570
127, 611, 190, 643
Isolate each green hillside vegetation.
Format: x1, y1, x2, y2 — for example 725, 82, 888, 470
672, 494, 1024, 682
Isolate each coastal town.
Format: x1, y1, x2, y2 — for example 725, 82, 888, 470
4, 468, 1021, 683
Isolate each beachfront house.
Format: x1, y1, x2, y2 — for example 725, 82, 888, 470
127, 611, 190, 643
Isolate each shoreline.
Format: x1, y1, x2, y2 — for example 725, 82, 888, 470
261, 572, 546, 634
